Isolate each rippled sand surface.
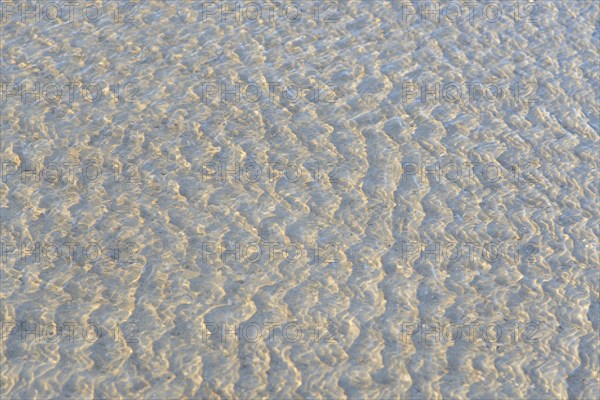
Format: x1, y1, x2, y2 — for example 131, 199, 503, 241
1, 1, 599, 399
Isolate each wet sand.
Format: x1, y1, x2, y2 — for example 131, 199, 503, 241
1, 1, 599, 399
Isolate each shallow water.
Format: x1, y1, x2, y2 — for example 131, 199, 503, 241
1, 1, 599, 399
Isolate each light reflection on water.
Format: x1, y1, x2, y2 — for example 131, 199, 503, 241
0, 1, 598, 399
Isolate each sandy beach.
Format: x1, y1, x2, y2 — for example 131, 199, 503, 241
1, 1, 598, 399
